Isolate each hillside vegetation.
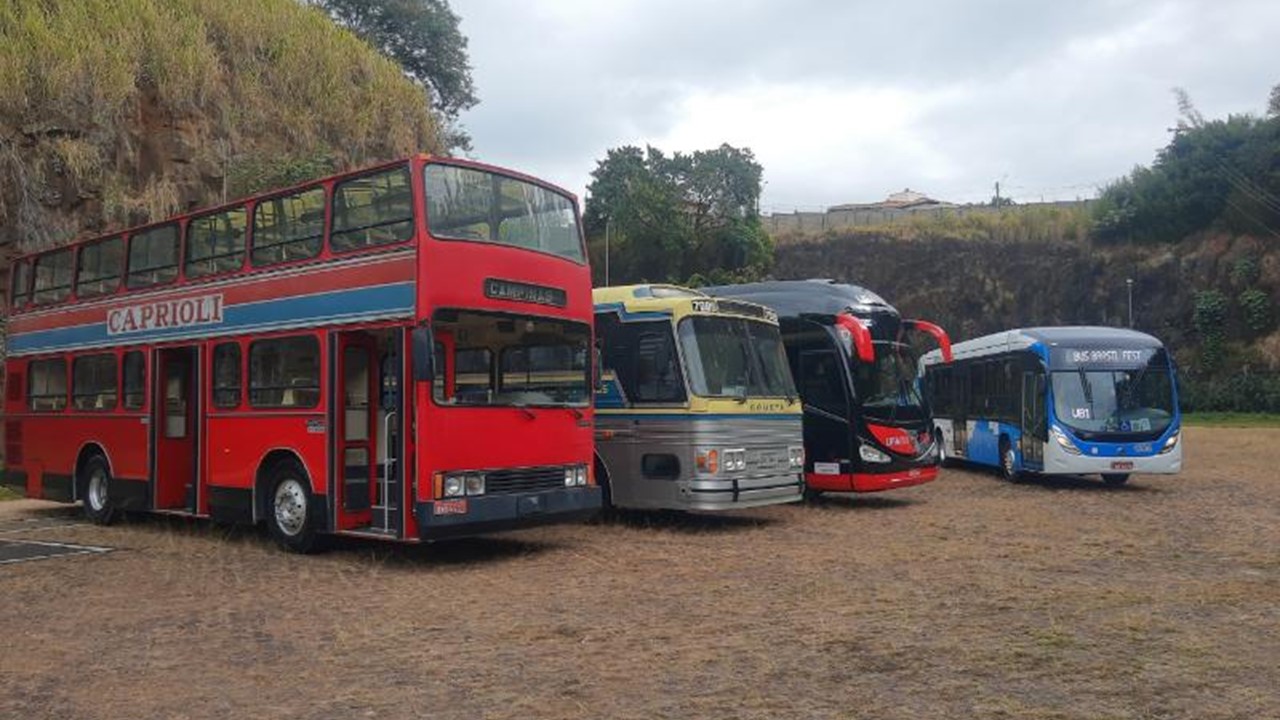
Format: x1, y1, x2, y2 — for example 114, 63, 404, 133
0, 0, 441, 258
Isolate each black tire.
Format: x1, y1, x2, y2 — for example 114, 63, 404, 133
81, 455, 117, 525
935, 430, 949, 467
266, 462, 321, 553
1101, 473, 1131, 486
593, 456, 616, 516
802, 485, 824, 502
999, 438, 1021, 483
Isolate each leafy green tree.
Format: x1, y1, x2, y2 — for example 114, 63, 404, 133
584, 143, 771, 285
1092, 87, 1280, 243
312, 0, 477, 150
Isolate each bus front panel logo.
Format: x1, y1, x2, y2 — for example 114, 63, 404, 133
107, 294, 225, 336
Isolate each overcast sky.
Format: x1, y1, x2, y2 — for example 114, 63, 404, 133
456, 0, 1278, 212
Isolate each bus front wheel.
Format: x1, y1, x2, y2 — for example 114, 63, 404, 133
1102, 473, 1131, 486
267, 463, 320, 554
999, 439, 1021, 483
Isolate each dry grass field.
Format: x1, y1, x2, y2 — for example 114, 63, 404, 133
1, 426, 1277, 719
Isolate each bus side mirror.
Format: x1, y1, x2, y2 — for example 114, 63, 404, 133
412, 325, 435, 383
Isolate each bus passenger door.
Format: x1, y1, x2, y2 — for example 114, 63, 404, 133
154, 346, 198, 511
952, 365, 968, 457
1020, 372, 1045, 470
336, 332, 377, 531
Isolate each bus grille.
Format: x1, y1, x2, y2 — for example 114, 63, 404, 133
485, 466, 565, 495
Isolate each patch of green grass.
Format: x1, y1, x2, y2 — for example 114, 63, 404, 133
1182, 412, 1280, 428
0, 485, 21, 501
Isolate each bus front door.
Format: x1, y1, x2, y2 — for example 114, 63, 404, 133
1020, 372, 1045, 470
154, 346, 198, 511
336, 332, 377, 531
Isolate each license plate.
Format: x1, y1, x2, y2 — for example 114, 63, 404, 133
1110, 461, 1134, 470
433, 499, 468, 515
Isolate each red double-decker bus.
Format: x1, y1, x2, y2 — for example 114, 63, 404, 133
4, 155, 601, 551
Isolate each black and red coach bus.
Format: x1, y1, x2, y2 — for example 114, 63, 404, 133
4, 155, 601, 551
705, 280, 952, 495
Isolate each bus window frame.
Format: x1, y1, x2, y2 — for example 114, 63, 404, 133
250, 185, 328, 269
329, 165, 415, 255
185, 205, 250, 280
31, 247, 75, 306
125, 222, 183, 290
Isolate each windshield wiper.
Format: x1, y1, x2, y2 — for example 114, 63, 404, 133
511, 402, 536, 420
566, 405, 585, 419
1078, 366, 1094, 408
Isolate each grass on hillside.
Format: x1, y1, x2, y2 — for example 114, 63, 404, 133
0, 486, 19, 501
1182, 412, 1280, 428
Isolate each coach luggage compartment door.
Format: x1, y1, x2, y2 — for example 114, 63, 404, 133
154, 346, 199, 511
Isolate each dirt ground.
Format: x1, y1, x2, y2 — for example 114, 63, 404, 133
1, 427, 1277, 720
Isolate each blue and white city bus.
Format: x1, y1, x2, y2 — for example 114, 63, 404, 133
920, 327, 1182, 485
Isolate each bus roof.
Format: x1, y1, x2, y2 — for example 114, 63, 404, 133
920, 326, 1166, 365
702, 279, 894, 319
593, 284, 778, 324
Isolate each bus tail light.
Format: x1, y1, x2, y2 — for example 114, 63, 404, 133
1159, 431, 1180, 454
1051, 426, 1082, 455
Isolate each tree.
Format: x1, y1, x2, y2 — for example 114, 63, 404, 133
312, 0, 477, 150
584, 143, 772, 285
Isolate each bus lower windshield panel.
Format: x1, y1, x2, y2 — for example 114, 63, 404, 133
677, 316, 796, 399
853, 342, 927, 424
433, 310, 590, 408
1051, 364, 1174, 440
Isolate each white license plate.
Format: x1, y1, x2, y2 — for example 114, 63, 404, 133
1110, 461, 1134, 470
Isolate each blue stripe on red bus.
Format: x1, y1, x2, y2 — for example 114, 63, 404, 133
8, 282, 415, 355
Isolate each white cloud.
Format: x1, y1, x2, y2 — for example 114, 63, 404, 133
456, 0, 1279, 210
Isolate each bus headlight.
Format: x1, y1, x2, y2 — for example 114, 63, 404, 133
1159, 431, 1180, 454
464, 474, 486, 496
859, 443, 891, 464
564, 465, 587, 486
443, 475, 466, 498
788, 446, 805, 469
722, 449, 747, 472
1051, 426, 1082, 455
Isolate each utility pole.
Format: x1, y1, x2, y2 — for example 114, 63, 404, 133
1126, 278, 1134, 327
604, 217, 611, 286
994, 181, 1001, 206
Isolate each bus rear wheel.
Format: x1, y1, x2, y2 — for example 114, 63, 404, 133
81, 455, 117, 526
999, 439, 1021, 483
267, 462, 320, 554
1101, 473, 1131, 486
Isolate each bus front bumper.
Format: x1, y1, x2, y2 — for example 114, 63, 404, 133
684, 473, 804, 511
806, 465, 938, 493
1043, 446, 1182, 475
414, 486, 602, 540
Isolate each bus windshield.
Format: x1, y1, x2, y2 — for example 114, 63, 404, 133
433, 310, 591, 407
1052, 362, 1174, 439
853, 341, 927, 424
424, 164, 584, 262
677, 316, 796, 399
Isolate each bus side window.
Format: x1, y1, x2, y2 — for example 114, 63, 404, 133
123, 351, 146, 409
800, 350, 848, 416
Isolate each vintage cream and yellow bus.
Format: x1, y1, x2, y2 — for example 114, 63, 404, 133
592, 285, 805, 511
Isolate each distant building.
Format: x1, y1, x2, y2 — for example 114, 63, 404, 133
828, 188, 957, 212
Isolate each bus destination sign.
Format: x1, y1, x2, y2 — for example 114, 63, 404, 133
1051, 346, 1155, 368
484, 278, 567, 308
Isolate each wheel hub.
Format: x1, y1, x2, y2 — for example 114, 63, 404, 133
274, 480, 307, 536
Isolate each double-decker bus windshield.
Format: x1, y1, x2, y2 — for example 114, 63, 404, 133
677, 316, 796, 398
853, 341, 927, 424
424, 164, 583, 262
1052, 360, 1174, 439
434, 310, 591, 407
